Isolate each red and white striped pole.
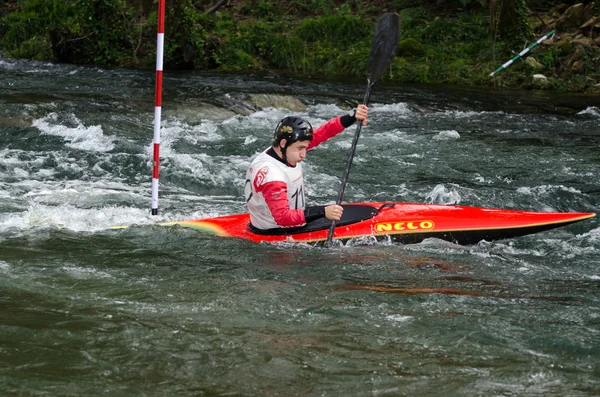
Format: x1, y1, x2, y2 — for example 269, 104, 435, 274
151, 0, 166, 215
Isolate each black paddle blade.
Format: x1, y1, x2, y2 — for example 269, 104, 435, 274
367, 13, 401, 84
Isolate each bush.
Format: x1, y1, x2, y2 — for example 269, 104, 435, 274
0, 0, 76, 59
295, 14, 371, 50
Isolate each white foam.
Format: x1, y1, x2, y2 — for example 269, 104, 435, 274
32, 113, 115, 152
516, 185, 582, 196
577, 226, 600, 244
179, 119, 222, 143
373, 129, 414, 143
370, 102, 413, 117
0, 203, 156, 232
61, 266, 114, 280
244, 136, 257, 145
311, 103, 345, 119
577, 106, 600, 118
0, 261, 10, 271
386, 314, 413, 323
425, 184, 461, 204
433, 130, 460, 140
434, 110, 504, 119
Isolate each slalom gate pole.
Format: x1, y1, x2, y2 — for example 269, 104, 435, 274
151, 0, 166, 215
489, 30, 555, 77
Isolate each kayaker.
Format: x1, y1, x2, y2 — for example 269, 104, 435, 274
244, 104, 369, 232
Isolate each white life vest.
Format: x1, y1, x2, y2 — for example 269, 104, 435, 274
244, 149, 305, 229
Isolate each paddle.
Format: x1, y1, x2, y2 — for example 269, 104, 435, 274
326, 13, 401, 245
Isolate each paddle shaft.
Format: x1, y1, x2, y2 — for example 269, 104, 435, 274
326, 83, 372, 242
322, 12, 399, 245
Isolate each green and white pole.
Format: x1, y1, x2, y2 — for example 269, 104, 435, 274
489, 30, 555, 77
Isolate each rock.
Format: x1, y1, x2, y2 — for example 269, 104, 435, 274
532, 16, 556, 32
541, 38, 554, 46
550, 3, 569, 17
555, 39, 573, 55
583, 3, 597, 20
0, 116, 31, 127
571, 60, 586, 73
566, 46, 585, 67
525, 56, 544, 70
580, 16, 599, 30
249, 94, 307, 111
572, 38, 593, 47
557, 3, 586, 32
532, 74, 549, 88
397, 38, 425, 56
168, 101, 238, 122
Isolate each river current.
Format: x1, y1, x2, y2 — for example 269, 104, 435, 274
1, 56, 600, 396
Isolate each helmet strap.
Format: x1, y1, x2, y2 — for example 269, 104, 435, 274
280, 142, 289, 165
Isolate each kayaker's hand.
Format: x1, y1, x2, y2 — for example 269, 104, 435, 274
355, 104, 368, 126
325, 205, 343, 221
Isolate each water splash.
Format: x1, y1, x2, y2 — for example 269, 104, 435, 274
32, 113, 115, 152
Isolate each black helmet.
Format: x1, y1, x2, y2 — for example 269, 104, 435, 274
273, 117, 313, 147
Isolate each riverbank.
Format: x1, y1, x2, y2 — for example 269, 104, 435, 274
0, 1, 599, 94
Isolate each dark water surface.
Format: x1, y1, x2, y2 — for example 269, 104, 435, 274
1, 57, 600, 396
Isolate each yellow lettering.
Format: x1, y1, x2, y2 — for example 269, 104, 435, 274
375, 223, 393, 232
420, 221, 434, 229
375, 220, 435, 233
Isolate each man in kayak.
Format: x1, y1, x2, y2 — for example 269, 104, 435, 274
244, 104, 369, 232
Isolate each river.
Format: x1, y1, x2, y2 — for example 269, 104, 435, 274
1, 56, 599, 396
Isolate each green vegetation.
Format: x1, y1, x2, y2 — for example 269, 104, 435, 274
0, 0, 599, 93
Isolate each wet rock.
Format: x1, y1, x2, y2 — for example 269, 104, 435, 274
249, 94, 307, 111
167, 101, 238, 122
0, 116, 30, 127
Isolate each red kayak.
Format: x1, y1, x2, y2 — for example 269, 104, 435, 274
154, 202, 596, 245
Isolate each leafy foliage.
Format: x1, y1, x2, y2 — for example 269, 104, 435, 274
0, 0, 75, 59
295, 14, 371, 50
1, 0, 594, 92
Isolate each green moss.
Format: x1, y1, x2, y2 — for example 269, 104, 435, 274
555, 39, 573, 55
397, 38, 424, 56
